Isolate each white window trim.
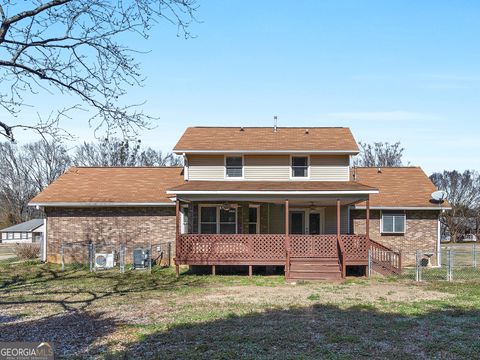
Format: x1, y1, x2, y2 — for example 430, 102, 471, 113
380, 211, 407, 234
289, 155, 310, 180
180, 204, 189, 234
224, 155, 244, 180
248, 205, 260, 234
199, 204, 238, 234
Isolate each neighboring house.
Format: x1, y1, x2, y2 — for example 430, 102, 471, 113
0, 219, 45, 243
29, 127, 448, 280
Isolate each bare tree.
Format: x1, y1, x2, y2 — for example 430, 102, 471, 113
354, 141, 407, 167
0, 142, 35, 224
430, 170, 480, 242
0, 138, 70, 224
0, 0, 197, 141
73, 138, 182, 166
23, 139, 71, 192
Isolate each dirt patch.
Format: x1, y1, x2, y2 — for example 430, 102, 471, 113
199, 281, 452, 308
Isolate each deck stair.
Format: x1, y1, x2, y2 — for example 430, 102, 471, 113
287, 257, 342, 281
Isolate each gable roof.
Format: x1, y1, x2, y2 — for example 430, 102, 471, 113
174, 127, 359, 153
29, 167, 184, 206
352, 167, 448, 209
1, 219, 44, 233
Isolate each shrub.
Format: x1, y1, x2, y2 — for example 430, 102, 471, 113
13, 243, 40, 260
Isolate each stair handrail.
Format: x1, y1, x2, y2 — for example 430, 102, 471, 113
369, 239, 402, 274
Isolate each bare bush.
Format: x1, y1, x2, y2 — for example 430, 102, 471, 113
13, 243, 40, 260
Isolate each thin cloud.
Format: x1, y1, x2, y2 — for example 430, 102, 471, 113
326, 111, 442, 121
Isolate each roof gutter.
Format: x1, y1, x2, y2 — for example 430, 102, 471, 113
28, 202, 175, 207
354, 206, 452, 210
167, 190, 379, 195
174, 150, 359, 155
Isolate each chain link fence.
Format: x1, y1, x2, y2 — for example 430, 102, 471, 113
60, 241, 173, 273
368, 244, 480, 281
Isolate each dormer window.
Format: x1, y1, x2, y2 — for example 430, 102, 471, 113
225, 156, 243, 178
291, 156, 308, 178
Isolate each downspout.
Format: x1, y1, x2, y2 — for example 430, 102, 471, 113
43, 216, 47, 262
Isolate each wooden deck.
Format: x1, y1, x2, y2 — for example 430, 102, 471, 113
175, 234, 401, 280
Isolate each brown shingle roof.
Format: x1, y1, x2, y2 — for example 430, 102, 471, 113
352, 167, 446, 208
168, 181, 377, 193
29, 167, 184, 205
174, 127, 359, 153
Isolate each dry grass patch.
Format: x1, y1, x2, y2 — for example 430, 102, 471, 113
0, 260, 479, 359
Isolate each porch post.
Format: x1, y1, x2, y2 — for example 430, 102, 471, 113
337, 199, 346, 278
285, 199, 290, 278
366, 197, 370, 240
336, 199, 341, 238
175, 198, 180, 277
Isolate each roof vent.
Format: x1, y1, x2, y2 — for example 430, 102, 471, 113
305, 129, 309, 134
240, 127, 244, 132
273, 116, 278, 132
377, 167, 382, 173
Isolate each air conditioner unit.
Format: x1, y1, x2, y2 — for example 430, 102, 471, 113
95, 253, 115, 269
133, 248, 150, 269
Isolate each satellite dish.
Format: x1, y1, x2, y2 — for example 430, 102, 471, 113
431, 190, 447, 203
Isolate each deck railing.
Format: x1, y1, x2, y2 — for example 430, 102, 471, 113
370, 240, 402, 275
176, 234, 286, 265
176, 234, 371, 266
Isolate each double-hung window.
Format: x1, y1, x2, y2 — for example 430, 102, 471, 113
225, 156, 243, 178
200, 206, 238, 234
381, 213, 406, 234
200, 206, 217, 234
248, 206, 260, 234
291, 156, 308, 178
219, 208, 237, 234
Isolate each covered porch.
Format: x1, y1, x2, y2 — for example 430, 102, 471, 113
168, 182, 400, 280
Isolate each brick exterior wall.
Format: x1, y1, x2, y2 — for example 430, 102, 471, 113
45, 207, 176, 264
351, 210, 440, 266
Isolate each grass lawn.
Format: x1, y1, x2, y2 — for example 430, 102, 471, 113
1, 259, 480, 359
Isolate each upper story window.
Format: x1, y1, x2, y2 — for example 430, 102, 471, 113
225, 156, 243, 178
381, 213, 406, 234
291, 156, 308, 178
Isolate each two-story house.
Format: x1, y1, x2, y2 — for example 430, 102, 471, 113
29, 126, 447, 280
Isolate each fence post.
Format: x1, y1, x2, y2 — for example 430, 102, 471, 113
88, 244, 92, 272
168, 242, 172, 267
61, 243, 65, 271
473, 244, 477, 268
415, 250, 421, 281
92, 244, 97, 272
446, 248, 452, 281
149, 245, 152, 273
367, 249, 372, 277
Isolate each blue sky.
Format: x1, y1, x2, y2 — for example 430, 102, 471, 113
8, 0, 480, 174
